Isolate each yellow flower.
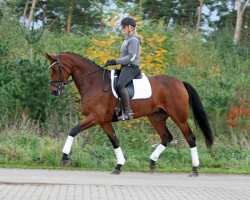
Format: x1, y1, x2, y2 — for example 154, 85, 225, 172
109, 19, 116, 27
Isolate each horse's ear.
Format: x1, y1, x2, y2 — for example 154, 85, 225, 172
45, 53, 55, 62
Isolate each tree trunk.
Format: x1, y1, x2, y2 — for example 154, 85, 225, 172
22, 0, 29, 26
247, 20, 250, 47
196, 0, 203, 34
234, 12, 243, 44
67, 0, 76, 33
42, 5, 47, 28
48, 18, 58, 31
233, 0, 250, 45
149, 1, 156, 18
100, 19, 103, 34
99, 5, 104, 34
27, 0, 37, 29
234, 0, 243, 44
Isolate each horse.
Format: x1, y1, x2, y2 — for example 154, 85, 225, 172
45, 52, 213, 176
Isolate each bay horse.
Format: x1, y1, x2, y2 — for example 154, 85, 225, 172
45, 52, 213, 176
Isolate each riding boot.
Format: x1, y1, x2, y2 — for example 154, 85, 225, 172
117, 88, 133, 120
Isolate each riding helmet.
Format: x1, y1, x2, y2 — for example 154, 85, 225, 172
121, 17, 136, 27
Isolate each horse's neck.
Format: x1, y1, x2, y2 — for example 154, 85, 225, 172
72, 60, 102, 95
73, 59, 99, 75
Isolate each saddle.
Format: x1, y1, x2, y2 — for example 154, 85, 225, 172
113, 69, 143, 99
110, 69, 152, 121
111, 69, 152, 100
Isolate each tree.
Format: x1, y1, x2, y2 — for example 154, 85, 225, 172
142, 0, 177, 25
141, 0, 200, 29
233, 0, 250, 44
42, 4, 47, 28
91, 0, 106, 34
15, 0, 108, 33
247, 17, 250, 46
27, 0, 37, 29
67, 0, 76, 33
196, 0, 204, 34
22, 0, 29, 26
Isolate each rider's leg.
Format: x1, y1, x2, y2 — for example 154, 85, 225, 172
117, 87, 133, 120
116, 66, 138, 120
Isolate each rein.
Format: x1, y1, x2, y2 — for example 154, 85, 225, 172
67, 68, 102, 84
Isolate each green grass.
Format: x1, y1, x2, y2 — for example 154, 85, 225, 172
0, 126, 249, 174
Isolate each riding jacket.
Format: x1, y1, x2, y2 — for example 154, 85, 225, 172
115, 34, 140, 66
115, 34, 141, 91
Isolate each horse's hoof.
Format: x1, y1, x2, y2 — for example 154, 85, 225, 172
111, 169, 121, 175
61, 159, 71, 167
150, 164, 157, 173
149, 159, 157, 173
189, 171, 199, 177
189, 166, 199, 177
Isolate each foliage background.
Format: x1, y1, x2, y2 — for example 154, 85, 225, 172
0, 0, 249, 172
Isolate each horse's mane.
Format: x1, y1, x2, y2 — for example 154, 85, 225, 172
58, 52, 102, 69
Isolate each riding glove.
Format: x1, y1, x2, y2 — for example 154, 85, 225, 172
104, 59, 116, 67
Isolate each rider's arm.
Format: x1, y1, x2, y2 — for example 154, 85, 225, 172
116, 37, 139, 65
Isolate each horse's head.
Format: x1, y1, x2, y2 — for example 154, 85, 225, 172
45, 53, 72, 96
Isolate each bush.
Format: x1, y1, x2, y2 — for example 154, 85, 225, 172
168, 28, 249, 116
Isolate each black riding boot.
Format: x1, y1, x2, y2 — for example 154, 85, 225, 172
117, 88, 133, 120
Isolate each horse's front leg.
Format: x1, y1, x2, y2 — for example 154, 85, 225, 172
61, 115, 96, 166
101, 123, 125, 174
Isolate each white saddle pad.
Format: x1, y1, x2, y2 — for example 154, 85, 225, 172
111, 70, 152, 100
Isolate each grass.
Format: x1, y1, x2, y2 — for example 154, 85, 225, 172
0, 119, 249, 174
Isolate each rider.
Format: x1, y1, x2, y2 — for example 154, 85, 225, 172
104, 17, 141, 121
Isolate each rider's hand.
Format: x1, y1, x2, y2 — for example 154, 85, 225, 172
104, 59, 116, 67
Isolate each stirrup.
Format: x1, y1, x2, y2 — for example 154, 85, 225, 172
117, 112, 133, 121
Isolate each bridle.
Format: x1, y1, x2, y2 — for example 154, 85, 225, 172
49, 55, 102, 94
49, 56, 71, 94
49, 57, 69, 84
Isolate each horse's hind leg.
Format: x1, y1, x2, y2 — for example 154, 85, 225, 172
101, 122, 125, 175
147, 110, 173, 172
181, 123, 199, 177
171, 116, 199, 177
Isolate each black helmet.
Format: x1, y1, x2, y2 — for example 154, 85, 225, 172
121, 17, 136, 27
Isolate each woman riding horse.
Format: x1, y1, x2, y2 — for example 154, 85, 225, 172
46, 19, 213, 176
104, 17, 141, 121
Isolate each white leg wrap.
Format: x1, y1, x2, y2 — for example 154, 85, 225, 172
190, 147, 199, 167
114, 147, 125, 165
62, 136, 74, 154
150, 144, 166, 161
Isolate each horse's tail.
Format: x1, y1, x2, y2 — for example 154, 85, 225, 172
183, 81, 214, 148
